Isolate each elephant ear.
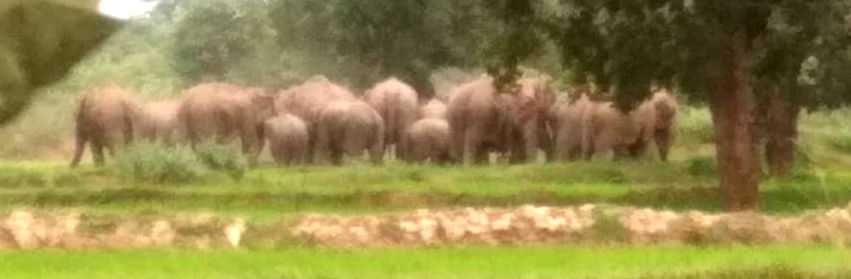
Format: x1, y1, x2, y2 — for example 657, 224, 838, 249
515, 95, 541, 124
252, 94, 278, 120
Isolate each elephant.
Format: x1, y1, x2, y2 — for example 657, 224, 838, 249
512, 77, 557, 161
447, 78, 508, 165
314, 101, 385, 165
401, 118, 451, 164
136, 99, 181, 144
419, 99, 447, 120
580, 101, 644, 160
274, 76, 357, 162
263, 114, 308, 166
70, 84, 142, 167
581, 88, 678, 161
549, 93, 594, 161
176, 82, 276, 166
363, 77, 419, 159
447, 77, 552, 165
644, 89, 678, 160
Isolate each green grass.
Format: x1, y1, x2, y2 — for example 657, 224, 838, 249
1, 246, 848, 279
1, 160, 850, 221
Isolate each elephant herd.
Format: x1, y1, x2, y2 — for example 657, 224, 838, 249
70, 75, 678, 168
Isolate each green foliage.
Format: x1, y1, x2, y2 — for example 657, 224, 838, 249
171, 0, 280, 87
114, 142, 207, 184
677, 106, 714, 145
193, 142, 246, 180
268, 0, 496, 95
0, 165, 82, 188
687, 156, 717, 178
0, 94, 74, 159
827, 127, 851, 154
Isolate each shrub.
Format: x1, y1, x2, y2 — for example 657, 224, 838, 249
677, 106, 714, 145
826, 127, 851, 154
193, 142, 247, 180
114, 142, 207, 184
686, 156, 717, 177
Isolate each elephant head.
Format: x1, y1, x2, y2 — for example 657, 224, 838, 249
492, 78, 555, 163
248, 89, 277, 150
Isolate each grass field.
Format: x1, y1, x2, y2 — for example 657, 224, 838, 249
1, 160, 850, 220
3, 246, 850, 279
2, 108, 851, 278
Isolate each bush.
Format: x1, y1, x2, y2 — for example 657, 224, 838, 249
826, 127, 851, 154
193, 142, 247, 180
114, 142, 207, 184
686, 156, 717, 177
677, 106, 714, 145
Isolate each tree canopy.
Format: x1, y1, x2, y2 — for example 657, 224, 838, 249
485, 0, 851, 210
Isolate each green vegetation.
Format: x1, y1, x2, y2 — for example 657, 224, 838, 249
1, 246, 848, 279
114, 142, 207, 184
4, 1, 851, 278
1, 158, 850, 220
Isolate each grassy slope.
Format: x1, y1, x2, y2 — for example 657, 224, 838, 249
2, 246, 849, 279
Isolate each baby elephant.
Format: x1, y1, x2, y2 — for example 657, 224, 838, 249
401, 118, 451, 164
263, 114, 309, 166
314, 101, 385, 165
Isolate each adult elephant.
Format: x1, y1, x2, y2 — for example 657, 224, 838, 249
447, 77, 552, 165
136, 99, 181, 144
635, 89, 678, 160
70, 84, 142, 167
176, 82, 276, 166
314, 101, 384, 165
581, 89, 678, 161
582, 101, 647, 160
274, 76, 356, 162
363, 77, 419, 160
447, 78, 506, 165
549, 93, 593, 161
514, 77, 557, 161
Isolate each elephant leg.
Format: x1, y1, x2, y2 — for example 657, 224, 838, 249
449, 124, 465, 164
314, 123, 334, 165
306, 124, 319, 164
462, 129, 480, 166
655, 128, 671, 161
628, 140, 648, 159
508, 132, 526, 164
369, 134, 385, 165
70, 128, 88, 167
540, 129, 554, 162
331, 147, 343, 166
92, 141, 105, 166
270, 145, 283, 165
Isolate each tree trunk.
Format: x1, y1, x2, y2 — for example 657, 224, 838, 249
707, 31, 761, 211
763, 82, 801, 177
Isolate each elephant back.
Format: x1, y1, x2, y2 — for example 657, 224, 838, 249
79, 84, 142, 131
419, 99, 447, 120
274, 76, 356, 124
